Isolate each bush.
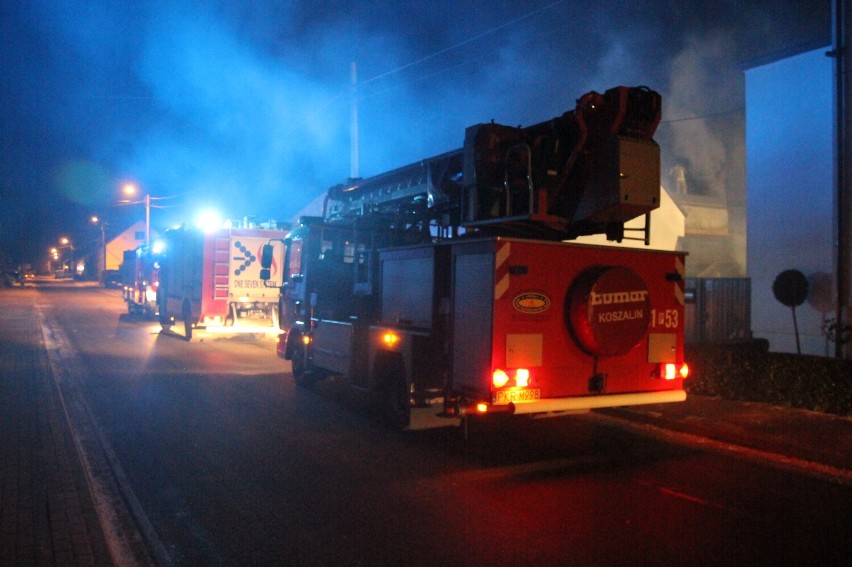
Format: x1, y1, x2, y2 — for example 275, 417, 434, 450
686, 340, 852, 416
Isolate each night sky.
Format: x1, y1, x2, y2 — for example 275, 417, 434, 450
0, 0, 829, 269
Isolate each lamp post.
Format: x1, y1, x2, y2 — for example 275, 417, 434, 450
122, 183, 151, 246
120, 182, 178, 247
91, 215, 107, 281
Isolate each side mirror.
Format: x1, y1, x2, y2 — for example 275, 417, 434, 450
260, 244, 275, 269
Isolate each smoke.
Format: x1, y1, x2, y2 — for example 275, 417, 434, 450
0, 0, 830, 266
17, 1, 740, 216
659, 32, 743, 198
129, 9, 340, 223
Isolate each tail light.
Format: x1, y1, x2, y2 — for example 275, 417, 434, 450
381, 331, 400, 347
492, 369, 510, 388
492, 368, 531, 388
660, 363, 689, 380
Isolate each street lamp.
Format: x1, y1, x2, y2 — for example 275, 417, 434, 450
119, 182, 179, 247
122, 182, 151, 246
51, 237, 74, 277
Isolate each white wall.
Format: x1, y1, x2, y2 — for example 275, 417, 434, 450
574, 186, 685, 251
106, 220, 160, 270
746, 48, 835, 355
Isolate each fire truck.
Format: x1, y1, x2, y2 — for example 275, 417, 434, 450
261, 86, 689, 428
121, 244, 161, 317
157, 222, 288, 339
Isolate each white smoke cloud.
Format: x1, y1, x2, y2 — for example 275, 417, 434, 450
661, 32, 743, 197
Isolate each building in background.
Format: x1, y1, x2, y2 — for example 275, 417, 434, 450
575, 186, 685, 251
746, 47, 835, 356
106, 220, 160, 271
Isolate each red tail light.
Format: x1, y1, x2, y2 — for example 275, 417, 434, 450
492, 369, 510, 388
492, 368, 531, 388
661, 363, 689, 380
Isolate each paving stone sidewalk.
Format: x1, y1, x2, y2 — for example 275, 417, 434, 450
601, 393, 852, 478
0, 287, 113, 566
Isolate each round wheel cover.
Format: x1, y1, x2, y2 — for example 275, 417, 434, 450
566, 266, 652, 356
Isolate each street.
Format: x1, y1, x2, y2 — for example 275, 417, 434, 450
5, 280, 851, 566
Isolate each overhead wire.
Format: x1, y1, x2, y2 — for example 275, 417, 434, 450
293, 1, 567, 125
359, 0, 567, 87
659, 108, 745, 125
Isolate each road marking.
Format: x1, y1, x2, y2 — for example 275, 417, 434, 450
656, 485, 715, 506
634, 481, 763, 521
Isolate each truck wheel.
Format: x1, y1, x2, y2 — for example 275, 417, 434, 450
225, 303, 236, 327
182, 300, 193, 340
291, 344, 317, 389
158, 295, 172, 329
159, 309, 172, 330
382, 373, 411, 430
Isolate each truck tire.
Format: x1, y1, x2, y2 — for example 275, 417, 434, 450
182, 300, 193, 340
225, 303, 236, 327
381, 370, 410, 430
158, 307, 172, 329
290, 343, 318, 389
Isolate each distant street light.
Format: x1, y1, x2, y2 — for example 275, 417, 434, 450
51, 237, 75, 277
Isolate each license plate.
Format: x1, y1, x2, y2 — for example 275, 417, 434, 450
492, 388, 541, 405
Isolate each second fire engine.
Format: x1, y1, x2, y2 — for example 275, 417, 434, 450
157, 222, 288, 339
261, 85, 689, 428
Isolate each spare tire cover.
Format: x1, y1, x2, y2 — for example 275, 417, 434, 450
566, 266, 652, 356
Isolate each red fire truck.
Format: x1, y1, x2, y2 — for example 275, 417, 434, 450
157, 223, 288, 339
121, 244, 161, 317
262, 86, 688, 428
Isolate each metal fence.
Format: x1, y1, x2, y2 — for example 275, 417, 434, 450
684, 278, 752, 344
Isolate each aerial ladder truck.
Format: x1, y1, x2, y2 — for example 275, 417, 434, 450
261, 86, 689, 428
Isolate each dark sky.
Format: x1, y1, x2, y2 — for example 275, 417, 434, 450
0, 0, 829, 268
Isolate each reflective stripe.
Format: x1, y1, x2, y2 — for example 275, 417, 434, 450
508, 389, 687, 414
674, 283, 685, 306
496, 241, 511, 270
674, 256, 686, 306
494, 242, 511, 300
495, 273, 510, 300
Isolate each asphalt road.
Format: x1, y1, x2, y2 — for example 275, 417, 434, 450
30, 281, 852, 566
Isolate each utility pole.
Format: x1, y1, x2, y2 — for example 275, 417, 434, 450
145, 193, 151, 247
91, 216, 107, 280
98, 221, 106, 278
350, 61, 360, 180
832, 0, 850, 357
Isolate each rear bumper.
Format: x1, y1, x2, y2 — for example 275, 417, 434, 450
507, 389, 687, 415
